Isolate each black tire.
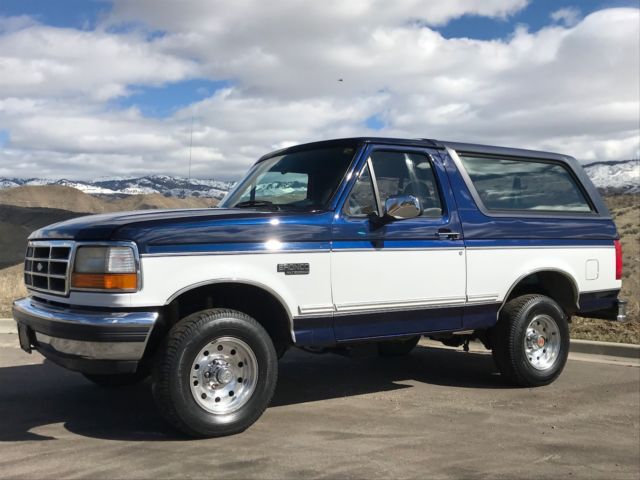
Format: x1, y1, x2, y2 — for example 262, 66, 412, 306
492, 294, 570, 387
83, 370, 148, 387
377, 336, 421, 357
152, 308, 278, 437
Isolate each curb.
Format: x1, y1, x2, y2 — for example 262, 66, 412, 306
570, 339, 640, 360
0, 318, 16, 334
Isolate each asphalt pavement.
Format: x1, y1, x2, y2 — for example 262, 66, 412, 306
0, 332, 638, 479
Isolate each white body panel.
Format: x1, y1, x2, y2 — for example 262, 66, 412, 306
137, 252, 332, 317
331, 248, 466, 311
29, 251, 330, 314
466, 246, 621, 304
30, 246, 621, 331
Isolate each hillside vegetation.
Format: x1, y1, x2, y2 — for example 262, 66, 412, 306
111, 193, 218, 210
0, 185, 109, 213
0, 185, 218, 213
0, 205, 82, 269
0, 264, 26, 316
571, 194, 639, 343
0, 185, 219, 270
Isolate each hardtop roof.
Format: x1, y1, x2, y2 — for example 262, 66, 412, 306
259, 137, 574, 163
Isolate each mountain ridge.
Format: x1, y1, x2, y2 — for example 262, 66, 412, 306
0, 159, 637, 196
0, 185, 218, 213
0, 175, 236, 199
582, 159, 638, 194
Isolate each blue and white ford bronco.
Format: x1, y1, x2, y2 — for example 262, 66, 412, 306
13, 137, 626, 437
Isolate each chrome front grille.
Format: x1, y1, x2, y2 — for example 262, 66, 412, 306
24, 241, 74, 296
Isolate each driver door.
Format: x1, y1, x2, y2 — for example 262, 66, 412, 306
330, 146, 466, 341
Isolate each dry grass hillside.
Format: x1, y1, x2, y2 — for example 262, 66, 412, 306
0, 205, 82, 269
0, 185, 109, 213
0, 185, 218, 213
0, 185, 219, 316
0, 264, 26, 316
0, 185, 220, 270
571, 194, 639, 343
110, 193, 217, 210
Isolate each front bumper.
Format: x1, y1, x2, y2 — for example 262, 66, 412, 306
13, 297, 159, 374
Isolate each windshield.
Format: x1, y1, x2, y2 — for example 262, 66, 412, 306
221, 146, 357, 211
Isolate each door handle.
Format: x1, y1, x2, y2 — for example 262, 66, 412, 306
436, 229, 461, 240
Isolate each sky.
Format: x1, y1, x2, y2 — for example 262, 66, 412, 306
0, 0, 638, 181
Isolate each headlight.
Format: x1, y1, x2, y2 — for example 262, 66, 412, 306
71, 245, 139, 292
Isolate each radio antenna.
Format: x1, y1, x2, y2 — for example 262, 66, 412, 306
188, 114, 194, 182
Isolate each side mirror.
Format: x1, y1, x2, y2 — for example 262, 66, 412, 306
384, 195, 422, 220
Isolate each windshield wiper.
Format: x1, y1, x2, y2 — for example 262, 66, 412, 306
233, 200, 281, 210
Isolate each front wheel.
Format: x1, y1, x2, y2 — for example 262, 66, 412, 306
152, 309, 278, 437
492, 294, 570, 387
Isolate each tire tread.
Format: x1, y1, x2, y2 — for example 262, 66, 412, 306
492, 294, 568, 387
152, 308, 274, 437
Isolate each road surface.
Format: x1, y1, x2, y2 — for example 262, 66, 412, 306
0, 333, 638, 479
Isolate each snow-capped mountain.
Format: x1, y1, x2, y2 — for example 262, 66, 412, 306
0, 159, 637, 197
0, 175, 236, 199
91, 175, 236, 198
583, 159, 639, 194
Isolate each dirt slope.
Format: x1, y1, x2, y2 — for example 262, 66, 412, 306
0, 185, 107, 213
571, 194, 639, 343
0, 264, 27, 316
0, 185, 219, 213
0, 205, 84, 269
106, 193, 217, 211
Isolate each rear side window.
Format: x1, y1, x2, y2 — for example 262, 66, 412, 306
459, 155, 593, 213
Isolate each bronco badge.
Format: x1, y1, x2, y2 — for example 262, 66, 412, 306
277, 263, 310, 275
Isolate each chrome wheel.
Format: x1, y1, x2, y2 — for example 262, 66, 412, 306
190, 336, 258, 415
524, 314, 561, 371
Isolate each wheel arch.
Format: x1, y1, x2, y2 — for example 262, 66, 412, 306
498, 268, 580, 319
162, 279, 295, 353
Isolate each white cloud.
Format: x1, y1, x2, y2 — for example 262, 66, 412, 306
550, 7, 581, 27
0, 2, 638, 181
0, 22, 198, 101
115, 0, 529, 101
0, 89, 385, 178
107, 0, 529, 31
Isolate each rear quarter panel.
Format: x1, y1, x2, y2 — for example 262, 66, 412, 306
440, 147, 621, 309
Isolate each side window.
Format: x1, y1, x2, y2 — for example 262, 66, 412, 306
459, 155, 593, 213
344, 151, 443, 218
343, 164, 377, 217
369, 151, 443, 218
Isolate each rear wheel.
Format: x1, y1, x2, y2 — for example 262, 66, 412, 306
377, 336, 420, 357
492, 294, 569, 387
152, 308, 278, 437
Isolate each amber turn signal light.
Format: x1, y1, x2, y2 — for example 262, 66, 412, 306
71, 273, 138, 291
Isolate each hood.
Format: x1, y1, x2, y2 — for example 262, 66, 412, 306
29, 208, 333, 253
